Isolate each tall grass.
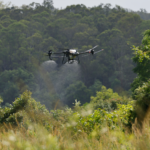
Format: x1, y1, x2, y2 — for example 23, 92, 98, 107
0, 91, 149, 150
0, 105, 150, 150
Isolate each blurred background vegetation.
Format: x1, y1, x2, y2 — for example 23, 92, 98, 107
0, 0, 150, 108
0, 0, 150, 149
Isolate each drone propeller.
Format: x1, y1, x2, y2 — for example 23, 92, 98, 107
44, 50, 53, 59
86, 45, 99, 55
44, 50, 52, 55
94, 49, 104, 54
91, 49, 104, 55
81, 49, 104, 57
92, 45, 99, 49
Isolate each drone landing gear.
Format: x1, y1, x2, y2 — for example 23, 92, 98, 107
62, 55, 67, 64
77, 56, 80, 64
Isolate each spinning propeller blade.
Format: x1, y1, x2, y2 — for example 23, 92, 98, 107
86, 45, 99, 53
94, 49, 104, 54
82, 49, 104, 57
92, 45, 99, 49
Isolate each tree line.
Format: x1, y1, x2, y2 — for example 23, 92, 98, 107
0, 0, 150, 107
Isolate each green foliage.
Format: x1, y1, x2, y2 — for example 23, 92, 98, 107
62, 80, 103, 106
70, 102, 134, 133
131, 80, 150, 126
0, 2, 150, 107
136, 9, 150, 20
91, 86, 120, 101
64, 81, 90, 106
134, 80, 150, 114
135, 80, 150, 104
0, 69, 36, 104
89, 79, 102, 96
0, 90, 31, 123
131, 29, 150, 96
0, 2, 150, 148
0, 90, 51, 126
130, 29, 150, 127
0, 90, 145, 150
42, 0, 54, 9
90, 86, 130, 111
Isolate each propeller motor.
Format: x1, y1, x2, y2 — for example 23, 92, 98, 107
91, 49, 94, 55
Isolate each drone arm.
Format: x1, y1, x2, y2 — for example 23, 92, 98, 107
52, 52, 64, 54
81, 49, 104, 57
79, 51, 91, 55
79, 46, 99, 55
51, 56, 64, 58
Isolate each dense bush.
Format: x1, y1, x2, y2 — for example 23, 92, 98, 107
0, 91, 143, 150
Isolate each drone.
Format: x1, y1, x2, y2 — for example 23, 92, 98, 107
45, 45, 104, 64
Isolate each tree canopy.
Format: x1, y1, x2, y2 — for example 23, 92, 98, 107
0, 1, 150, 107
